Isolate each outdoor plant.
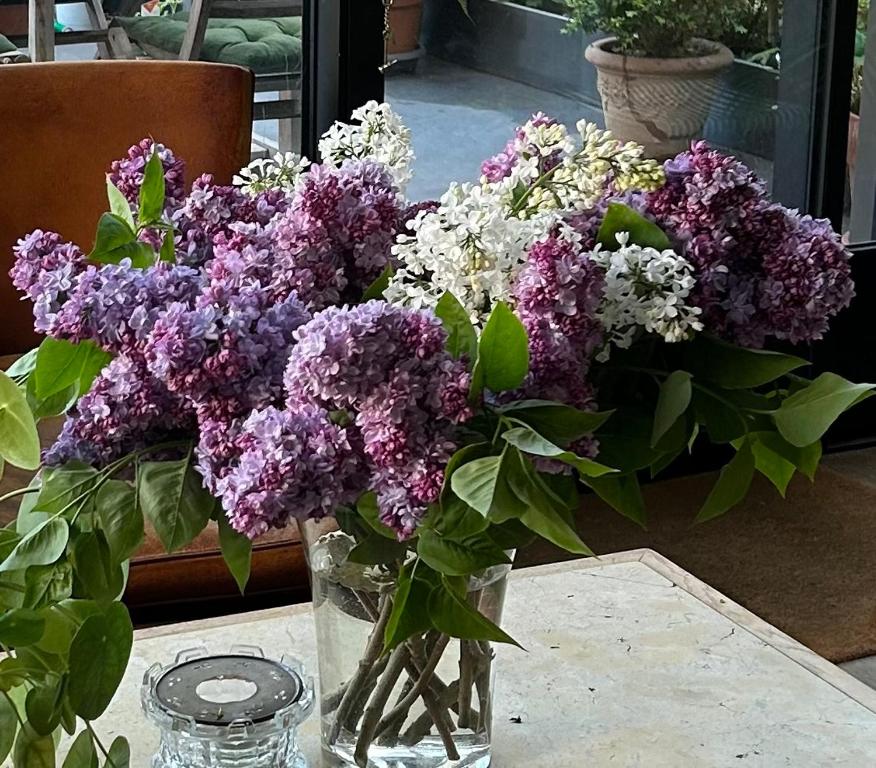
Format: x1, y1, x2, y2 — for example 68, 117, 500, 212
563, 0, 750, 56
0, 103, 870, 767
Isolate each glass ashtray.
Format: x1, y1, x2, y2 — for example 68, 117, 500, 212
141, 645, 314, 768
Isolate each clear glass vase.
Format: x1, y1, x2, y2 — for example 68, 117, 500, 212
302, 519, 508, 768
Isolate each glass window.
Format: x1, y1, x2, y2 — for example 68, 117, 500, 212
848, 0, 874, 242
384, 0, 824, 207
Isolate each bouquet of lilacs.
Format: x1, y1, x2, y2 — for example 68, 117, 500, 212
0, 101, 870, 767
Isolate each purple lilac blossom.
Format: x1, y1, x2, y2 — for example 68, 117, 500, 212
215, 405, 364, 538
646, 142, 853, 345
512, 230, 603, 468
284, 301, 472, 537
173, 174, 289, 266
108, 139, 187, 212
145, 286, 311, 417
270, 160, 402, 309
43, 353, 194, 467
50, 262, 202, 353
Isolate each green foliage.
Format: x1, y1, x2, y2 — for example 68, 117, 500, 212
0, 371, 41, 470
773, 373, 874, 447
33, 339, 110, 401
696, 438, 755, 521
362, 264, 394, 301
138, 152, 166, 225
138, 454, 215, 552
597, 202, 670, 251
88, 213, 155, 268
564, 0, 750, 57
435, 291, 478, 361
217, 512, 252, 594
470, 301, 529, 397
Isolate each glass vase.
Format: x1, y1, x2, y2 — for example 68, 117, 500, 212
302, 519, 508, 768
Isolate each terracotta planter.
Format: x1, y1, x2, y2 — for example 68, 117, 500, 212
585, 37, 734, 158
387, 0, 423, 56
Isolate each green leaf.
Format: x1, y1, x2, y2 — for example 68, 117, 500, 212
27, 378, 78, 421
501, 426, 617, 477
362, 264, 394, 301
450, 455, 503, 516
750, 436, 796, 497
217, 512, 252, 594
90, 212, 135, 252
594, 411, 665, 472
586, 473, 646, 527
432, 496, 489, 540
495, 400, 612, 445
751, 431, 821, 481
651, 371, 692, 447
62, 730, 98, 768
138, 150, 166, 224
435, 292, 477, 360
692, 387, 748, 443
12, 723, 55, 768
95, 480, 143, 565
417, 529, 509, 576
138, 457, 215, 552
507, 458, 594, 555
0, 609, 45, 647
71, 532, 125, 604
347, 533, 408, 566
24, 563, 73, 611
486, 519, 537, 550
773, 373, 875, 447
106, 180, 135, 230
383, 564, 436, 652
104, 737, 129, 768
25, 676, 64, 736
428, 577, 521, 647
0, 519, 69, 574
0, 691, 17, 763
5, 349, 39, 380
356, 491, 398, 540
36, 464, 99, 516
159, 229, 176, 263
682, 336, 808, 389
67, 603, 133, 720
0, 371, 40, 470
474, 301, 529, 393
696, 440, 756, 522
597, 202, 670, 250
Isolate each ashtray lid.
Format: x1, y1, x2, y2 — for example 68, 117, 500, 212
142, 645, 314, 733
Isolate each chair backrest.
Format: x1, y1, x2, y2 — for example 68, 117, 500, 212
0, 60, 253, 354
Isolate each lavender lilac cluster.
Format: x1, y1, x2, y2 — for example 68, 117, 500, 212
647, 141, 854, 346
281, 301, 473, 537
10, 142, 404, 517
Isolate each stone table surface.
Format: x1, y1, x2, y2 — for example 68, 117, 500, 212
33, 549, 876, 766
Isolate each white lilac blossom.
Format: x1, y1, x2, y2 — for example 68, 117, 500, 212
319, 100, 414, 193
591, 233, 703, 356
386, 182, 551, 324
233, 151, 311, 195
482, 117, 665, 217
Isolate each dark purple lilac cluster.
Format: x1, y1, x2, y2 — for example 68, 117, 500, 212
647, 141, 854, 346
512, 228, 604, 412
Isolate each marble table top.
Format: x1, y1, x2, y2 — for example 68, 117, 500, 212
25, 549, 876, 766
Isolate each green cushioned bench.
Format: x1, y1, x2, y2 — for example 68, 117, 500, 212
0, 32, 28, 63
118, 13, 301, 75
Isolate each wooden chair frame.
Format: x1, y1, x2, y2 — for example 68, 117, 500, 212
137, 0, 304, 151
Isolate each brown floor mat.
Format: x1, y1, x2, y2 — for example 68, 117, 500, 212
518, 462, 876, 664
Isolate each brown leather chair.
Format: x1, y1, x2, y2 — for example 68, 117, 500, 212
0, 64, 310, 625
0, 60, 253, 354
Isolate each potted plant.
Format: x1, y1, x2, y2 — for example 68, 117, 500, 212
566, 0, 745, 157
386, 0, 423, 56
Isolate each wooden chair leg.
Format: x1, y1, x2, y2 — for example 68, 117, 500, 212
84, 0, 133, 59
277, 91, 301, 153
28, 0, 54, 61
